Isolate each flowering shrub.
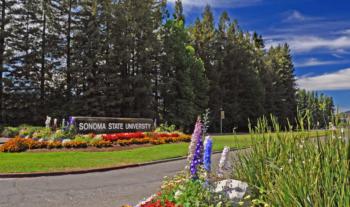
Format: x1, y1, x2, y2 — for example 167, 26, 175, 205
140, 200, 177, 207
102, 132, 145, 141
32, 128, 52, 140
62, 141, 87, 148
90, 140, 113, 148
155, 133, 180, 138
149, 139, 166, 145
0, 137, 29, 152
0, 132, 190, 153
47, 141, 63, 149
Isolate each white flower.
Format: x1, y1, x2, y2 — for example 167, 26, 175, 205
174, 190, 182, 199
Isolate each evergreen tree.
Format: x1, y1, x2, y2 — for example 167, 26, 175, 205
266, 44, 296, 126
0, 0, 17, 124
160, 1, 195, 130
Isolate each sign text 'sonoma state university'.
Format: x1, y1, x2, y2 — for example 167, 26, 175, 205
70, 117, 154, 134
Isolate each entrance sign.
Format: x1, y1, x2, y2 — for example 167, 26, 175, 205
70, 117, 154, 134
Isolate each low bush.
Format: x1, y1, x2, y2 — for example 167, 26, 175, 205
143, 180, 232, 207
47, 141, 63, 149
149, 139, 166, 145
1, 127, 21, 138
32, 128, 52, 140
50, 130, 68, 141
62, 141, 87, 148
155, 123, 176, 133
74, 134, 94, 143
103, 132, 145, 141
0, 137, 29, 152
90, 140, 113, 148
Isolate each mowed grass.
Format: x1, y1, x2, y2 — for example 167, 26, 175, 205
0, 131, 325, 173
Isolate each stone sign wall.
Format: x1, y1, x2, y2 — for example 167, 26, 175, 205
70, 117, 154, 134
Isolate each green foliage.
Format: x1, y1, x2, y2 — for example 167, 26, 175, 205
32, 128, 52, 140
234, 116, 350, 206
155, 123, 177, 133
158, 179, 232, 207
18, 126, 44, 138
1, 127, 21, 138
0, 0, 319, 135
73, 134, 95, 143
50, 130, 68, 141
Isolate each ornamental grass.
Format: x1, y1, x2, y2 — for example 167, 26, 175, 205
234, 115, 350, 206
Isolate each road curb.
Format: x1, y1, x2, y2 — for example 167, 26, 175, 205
0, 148, 247, 178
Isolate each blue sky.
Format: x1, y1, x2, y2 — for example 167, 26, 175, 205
167, 0, 350, 112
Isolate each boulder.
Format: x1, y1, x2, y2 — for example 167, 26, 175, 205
214, 179, 249, 204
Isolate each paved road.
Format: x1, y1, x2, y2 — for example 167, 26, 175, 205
0, 151, 242, 207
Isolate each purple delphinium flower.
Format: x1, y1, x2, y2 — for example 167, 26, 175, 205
190, 122, 204, 179
69, 116, 75, 126
203, 136, 213, 173
190, 139, 202, 178
186, 118, 203, 169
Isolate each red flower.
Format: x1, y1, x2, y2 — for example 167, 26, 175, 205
102, 132, 145, 141
140, 199, 178, 207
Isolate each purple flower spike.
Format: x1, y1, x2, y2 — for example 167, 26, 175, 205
203, 136, 213, 173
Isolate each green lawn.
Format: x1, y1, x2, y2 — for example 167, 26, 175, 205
0, 131, 325, 173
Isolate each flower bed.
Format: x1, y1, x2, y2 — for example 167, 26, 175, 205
102, 132, 145, 141
0, 131, 191, 153
128, 119, 236, 207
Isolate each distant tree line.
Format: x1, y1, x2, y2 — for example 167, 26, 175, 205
0, 0, 313, 132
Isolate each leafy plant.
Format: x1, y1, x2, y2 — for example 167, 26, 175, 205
50, 130, 67, 141
32, 128, 52, 140
1, 127, 21, 138
156, 179, 232, 207
19, 126, 43, 138
234, 115, 350, 206
155, 123, 177, 133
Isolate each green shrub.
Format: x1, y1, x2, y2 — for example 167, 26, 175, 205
155, 123, 176, 133
18, 126, 43, 138
156, 179, 232, 206
50, 130, 67, 141
73, 134, 94, 143
32, 128, 52, 140
1, 127, 21, 138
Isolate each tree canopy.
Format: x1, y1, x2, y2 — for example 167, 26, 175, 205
0, 0, 325, 132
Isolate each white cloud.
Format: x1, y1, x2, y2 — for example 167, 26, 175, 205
284, 10, 306, 22
167, 0, 262, 8
295, 58, 348, 67
266, 35, 350, 53
297, 68, 350, 90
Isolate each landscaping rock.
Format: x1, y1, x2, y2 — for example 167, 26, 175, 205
214, 179, 249, 204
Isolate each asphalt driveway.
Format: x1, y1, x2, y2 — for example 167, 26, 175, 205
0, 151, 242, 207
